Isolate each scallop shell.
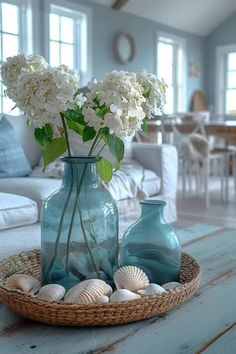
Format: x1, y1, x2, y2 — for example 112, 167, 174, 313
138, 283, 166, 296
113, 266, 149, 292
5, 274, 40, 294
162, 282, 183, 290
96, 295, 109, 304
64, 279, 109, 304
110, 289, 141, 303
37, 284, 66, 302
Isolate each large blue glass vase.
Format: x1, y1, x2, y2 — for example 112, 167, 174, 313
41, 157, 118, 290
120, 200, 181, 284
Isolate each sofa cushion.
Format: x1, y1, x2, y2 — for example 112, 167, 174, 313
0, 117, 32, 177
0, 193, 38, 230
0, 178, 62, 214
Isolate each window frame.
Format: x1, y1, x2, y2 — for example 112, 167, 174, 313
0, 0, 32, 113
156, 31, 186, 114
216, 44, 236, 115
43, 0, 92, 86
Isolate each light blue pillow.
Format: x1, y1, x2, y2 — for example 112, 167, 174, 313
0, 117, 32, 177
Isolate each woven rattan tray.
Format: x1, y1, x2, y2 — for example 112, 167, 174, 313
0, 250, 201, 326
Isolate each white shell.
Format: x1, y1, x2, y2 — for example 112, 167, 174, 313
110, 289, 141, 303
113, 266, 149, 292
5, 274, 40, 294
162, 282, 183, 290
138, 283, 166, 296
37, 284, 66, 302
96, 295, 109, 304
64, 279, 109, 304
104, 284, 113, 296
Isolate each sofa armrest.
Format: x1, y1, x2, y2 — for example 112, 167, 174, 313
132, 143, 178, 196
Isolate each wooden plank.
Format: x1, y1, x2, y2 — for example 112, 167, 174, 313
0, 228, 235, 353
196, 323, 236, 353
112, 0, 129, 10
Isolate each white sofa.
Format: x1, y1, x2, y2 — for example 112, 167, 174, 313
0, 114, 178, 247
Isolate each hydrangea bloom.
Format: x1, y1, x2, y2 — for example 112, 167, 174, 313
84, 71, 146, 137
1, 54, 48, 100
12, 65, 85, 127
136, 70, 167, 119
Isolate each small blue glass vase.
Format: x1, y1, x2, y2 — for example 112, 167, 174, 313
41, 156, 118, 290
120, 200, 181, 284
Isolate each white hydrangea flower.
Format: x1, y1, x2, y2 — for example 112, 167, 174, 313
84, 70, 146, 137
1, 54, 48, 100
136, 70, 167, 119
12, 65, 85, 127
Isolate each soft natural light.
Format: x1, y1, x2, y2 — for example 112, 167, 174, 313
49, 9, 76, 70
0, 1, 22, 114
157, 35, 185, 114
225, 52, 236, 115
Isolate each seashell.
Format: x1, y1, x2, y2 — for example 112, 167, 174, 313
110, 289, 141, 303
162, 282, 183, 290
37, 284, 66, 302
138, 283, 166, 296
64, 279, 109, 304
104, 284, 113, 296
96, 295, 109, 304
113, 266, 149, 292
5, 274, 40, 294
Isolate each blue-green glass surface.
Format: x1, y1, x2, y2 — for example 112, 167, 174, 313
120, 200, 181, 284
41, 157, 118, 290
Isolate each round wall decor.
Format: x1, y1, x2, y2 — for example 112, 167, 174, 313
114, 32, 135, 64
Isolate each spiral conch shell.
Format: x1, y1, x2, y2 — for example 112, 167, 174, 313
113, 266, 149, 292
4, 274, 40, 294
110, 289, 141, 303
37, 284, 66, 302
64, 279, 110, 304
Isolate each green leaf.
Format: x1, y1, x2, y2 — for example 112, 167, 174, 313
97, 158, 113, 183
44, 123, 53, 139
34, 127, 48, 148
66, 119, 84, 135
107, 134, 124, 162
114, 160, 120, 172
63, 108, 85, 124
141, 119, 148, 132
82, 126, 96, 142
43, 137, 67, 167
100, 127, 109, 144
143, 90, 150, 98
97, 106, 109, 118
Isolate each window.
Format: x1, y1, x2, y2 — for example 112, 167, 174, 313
216, 45, 236, 115
46, 1, 92, 86
0, 0, 32, 114
157, 33, 185, 114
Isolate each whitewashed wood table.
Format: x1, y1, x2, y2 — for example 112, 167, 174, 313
0, 223, 236, 354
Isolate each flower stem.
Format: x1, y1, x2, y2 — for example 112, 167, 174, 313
61, 113, 71, 157
88, 129, 101, 156
44, 163, 74, 283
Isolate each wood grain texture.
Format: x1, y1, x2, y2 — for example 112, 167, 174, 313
112, 0, 129, 10
0, 226, 235, 353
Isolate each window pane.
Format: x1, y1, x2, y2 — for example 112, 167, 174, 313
2, 96, 17, 114
226, 89, 236, 115
61, 43, 74, 68
227, 71, 236, 88
50, 13, 60, 40
2, 34, 19, 61
158, 42, 173, 66
2, 2, 19, 34
158, 62, 173, 84
164, 86, 174, 114
60, 16, 74, 43
50, 41, 60, 67
228, 52, 236, 71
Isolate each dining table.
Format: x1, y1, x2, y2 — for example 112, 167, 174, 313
147, 119, 236, 145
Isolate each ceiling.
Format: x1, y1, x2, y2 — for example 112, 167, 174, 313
91, 0, 236, 36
